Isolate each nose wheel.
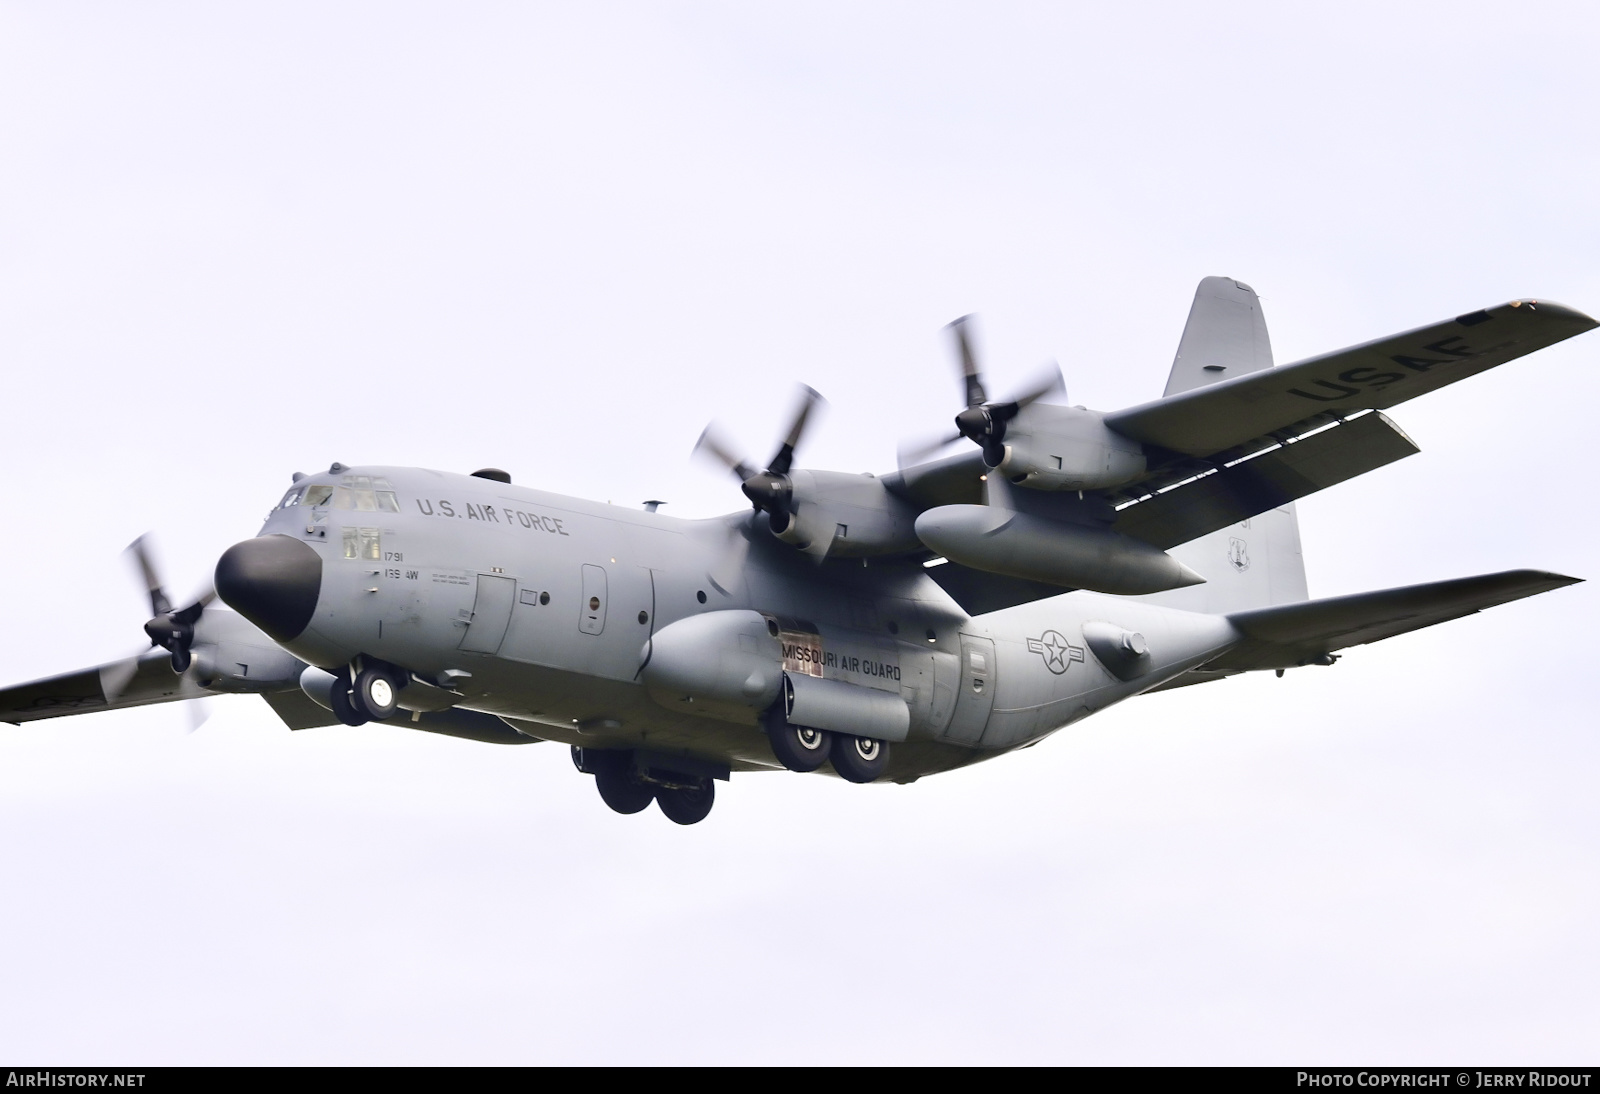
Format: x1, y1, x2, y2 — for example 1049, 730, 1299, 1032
328, 678, 368, 726
353, 665, 401, 720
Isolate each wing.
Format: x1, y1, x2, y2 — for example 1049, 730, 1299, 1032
0, 650, 209, 724
1105, 299, 1596, 461
884, 448, 987, 510
1112, 410, 1419, 550
1205, 569, 1580, 673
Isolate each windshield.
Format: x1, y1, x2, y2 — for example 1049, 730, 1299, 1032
295, 476, 401, 512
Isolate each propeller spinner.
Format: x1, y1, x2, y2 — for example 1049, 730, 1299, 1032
902, 315, 1065, 468
694, 385, 826, 545
126, 535, 214, 674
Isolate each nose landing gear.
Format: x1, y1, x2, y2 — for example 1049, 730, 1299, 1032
353, 665, 401, 720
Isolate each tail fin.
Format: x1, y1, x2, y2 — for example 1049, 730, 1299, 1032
1142, 277, 1307, 612
1164, 276, 1274, 395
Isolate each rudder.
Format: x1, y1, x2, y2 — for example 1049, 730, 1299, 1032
1164, 276, 1274, 396
1142, 277, 1308, 612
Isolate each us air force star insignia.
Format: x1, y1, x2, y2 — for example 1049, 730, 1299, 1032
1026, 629, 1086, 675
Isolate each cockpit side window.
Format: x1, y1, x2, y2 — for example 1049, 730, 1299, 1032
278, 488, 303, 509
303, 484, 334, 507
373, 477, 401, 513
342, 526, 382, 560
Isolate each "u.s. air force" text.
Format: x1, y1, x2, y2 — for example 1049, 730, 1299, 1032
415, 499, 569, 535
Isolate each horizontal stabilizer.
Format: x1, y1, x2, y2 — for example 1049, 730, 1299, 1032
1114, 411, 1419, 549
1207, 569, 1581, 672
1108, 300, 1596, 460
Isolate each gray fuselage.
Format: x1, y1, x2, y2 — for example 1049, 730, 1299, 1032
258, 466, 1239, 782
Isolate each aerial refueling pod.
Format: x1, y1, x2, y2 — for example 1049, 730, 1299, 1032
915, 505, 1205, 595
642, 610, 784, 724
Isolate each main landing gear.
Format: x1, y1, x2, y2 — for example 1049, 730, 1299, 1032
573, 748, 718, 825
762, 707, 890, 783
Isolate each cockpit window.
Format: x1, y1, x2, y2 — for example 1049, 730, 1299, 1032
278, 488, 303, 509
342, 526, 381, 560
373, 477, 401, 513
292, 476, 401, 512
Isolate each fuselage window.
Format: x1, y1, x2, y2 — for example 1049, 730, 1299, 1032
342, 527, 382, 560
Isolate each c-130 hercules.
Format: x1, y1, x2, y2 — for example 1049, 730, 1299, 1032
2, 279, 1591, 824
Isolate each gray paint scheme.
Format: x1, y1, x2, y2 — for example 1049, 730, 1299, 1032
0, 279, 1589, 806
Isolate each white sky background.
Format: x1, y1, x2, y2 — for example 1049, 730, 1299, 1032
0, 0, 1596, 1064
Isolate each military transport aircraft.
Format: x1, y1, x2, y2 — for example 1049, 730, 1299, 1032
2, 279, 1591, 824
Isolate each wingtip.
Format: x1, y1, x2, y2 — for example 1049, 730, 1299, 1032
1500, 299, 1599, 329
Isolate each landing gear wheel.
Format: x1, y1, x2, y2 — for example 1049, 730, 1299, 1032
656, 780, 715, 825
353, 666, 401, 720
328, 679, 369, 726
830, 735, 889, 784
595, 766, 655, 815
768, 721, 832, 772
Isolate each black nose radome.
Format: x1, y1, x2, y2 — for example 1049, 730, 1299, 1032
215, 534, 322, 643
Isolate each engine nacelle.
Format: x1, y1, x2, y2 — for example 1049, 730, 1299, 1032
776, 470, 922, 557
996, 404, 1146, 491
190, 639, 302, 692
915, 505, 1205, 595
642, 610, 784, 724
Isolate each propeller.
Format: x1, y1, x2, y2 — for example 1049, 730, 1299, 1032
694, 385, 829, 552
126, 535, 215, 675
899, 315, 1065, 468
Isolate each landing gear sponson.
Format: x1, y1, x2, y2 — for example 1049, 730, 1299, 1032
572, 747, 726, 826
761, 704, 891, 783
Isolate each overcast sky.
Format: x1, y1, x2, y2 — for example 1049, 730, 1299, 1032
1, 1, 1596, 1064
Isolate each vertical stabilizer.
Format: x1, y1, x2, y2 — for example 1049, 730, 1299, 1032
1163, 276, 1274, 396
1142, 278, 1308, 611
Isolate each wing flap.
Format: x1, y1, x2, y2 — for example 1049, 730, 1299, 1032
1107, 300, 1596, 459
1208, 569, 1580, 672
1113, 411, 1419, 549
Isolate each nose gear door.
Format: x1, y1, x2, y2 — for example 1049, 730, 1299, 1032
458, 574, 516, 654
